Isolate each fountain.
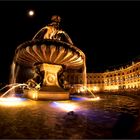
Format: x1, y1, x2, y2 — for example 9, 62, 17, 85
13, 15, 86, 100
0, 16, 138, 140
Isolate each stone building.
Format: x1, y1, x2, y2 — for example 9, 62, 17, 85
65, 59, 140, 93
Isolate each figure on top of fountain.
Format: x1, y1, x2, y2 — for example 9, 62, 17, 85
33, 15, 73, 45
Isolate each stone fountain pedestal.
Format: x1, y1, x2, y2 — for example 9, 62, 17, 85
24, 63, 70, 100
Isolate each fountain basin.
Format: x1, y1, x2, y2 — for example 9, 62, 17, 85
24, 87, 70, 100
14, 39, 85, 69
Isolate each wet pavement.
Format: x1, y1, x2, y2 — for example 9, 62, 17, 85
0, 94, 140, 139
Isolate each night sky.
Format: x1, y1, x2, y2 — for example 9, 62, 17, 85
0, 1, 140, 83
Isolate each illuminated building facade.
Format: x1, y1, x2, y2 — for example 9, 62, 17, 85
66, 60, 140, 92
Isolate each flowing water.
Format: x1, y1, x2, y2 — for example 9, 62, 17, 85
0, 83, 29, 98
9, 61, 16, 84
83, 57, 87, 87
8, 61, 21, 96
0, 83, 19, 91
